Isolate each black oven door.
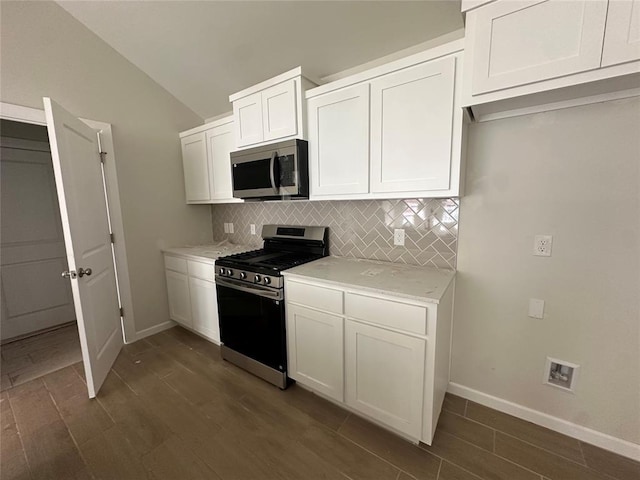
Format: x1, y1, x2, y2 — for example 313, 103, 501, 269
216, 280, 287, 373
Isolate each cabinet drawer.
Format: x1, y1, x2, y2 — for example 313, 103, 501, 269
286, 280, 343, 314
345, 293, 426, 335
164, 255, 187, 274
187, 260, 215, 281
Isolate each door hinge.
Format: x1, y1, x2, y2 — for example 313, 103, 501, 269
99, 151, 107, 163
119, 306, 124, 317
110, 232, 115, 243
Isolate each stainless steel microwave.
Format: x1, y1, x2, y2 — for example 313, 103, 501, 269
231, 139, 309, 200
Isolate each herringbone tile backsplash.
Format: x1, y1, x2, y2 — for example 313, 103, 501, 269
211, 198, 458, 270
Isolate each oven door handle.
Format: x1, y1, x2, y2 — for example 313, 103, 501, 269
269, 151, 279, 194
216, 276, 283, 301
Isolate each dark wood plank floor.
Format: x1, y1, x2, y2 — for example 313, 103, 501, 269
1, 326, 638, 480
1, 323, 82, 391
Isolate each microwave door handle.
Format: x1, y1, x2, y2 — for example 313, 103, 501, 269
269, 151, 279, 194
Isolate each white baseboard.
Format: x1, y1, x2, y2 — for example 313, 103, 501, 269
448, 382, 640, 462
129, 320, 176, 343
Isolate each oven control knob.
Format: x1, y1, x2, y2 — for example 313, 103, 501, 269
226, 269, 233, 276
239, 272, 247, 280
263, 277, 271, 285
254, 275, 261, 283
219, 268, 225, 275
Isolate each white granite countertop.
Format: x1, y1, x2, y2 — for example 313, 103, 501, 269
162, 240, 256, 264
282, 256, 455, 304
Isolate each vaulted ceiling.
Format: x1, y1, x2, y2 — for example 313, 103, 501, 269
57, 1, 463, 119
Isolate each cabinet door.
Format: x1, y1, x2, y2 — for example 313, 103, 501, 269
345, 320, 425, 439
602, 0, 640, 67
189, 277, 219, 343
470, 0, 608, 95
286, 304, 344, 402
206, 121, 235, 200
308, 84, 370, 197
262, 79, 298, 142
180, 132, 210, 202
234, 92, 264, 147
166, 270, 192, 328
370, 58, 455, 194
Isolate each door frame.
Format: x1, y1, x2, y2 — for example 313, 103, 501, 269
0, 101, 136, 342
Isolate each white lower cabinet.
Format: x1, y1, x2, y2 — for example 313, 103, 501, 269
345, 319, 426, 439
286, 304, 344, 402
164, 254, 221, 344
284, 276, 454, 445
165, 269, 192, 328
189, 276, 219, 343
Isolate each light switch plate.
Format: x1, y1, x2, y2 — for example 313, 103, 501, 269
250, 224, 256, 235
229, 223, 234, 234
223, 223, 229, 233
528, 298, 545, 319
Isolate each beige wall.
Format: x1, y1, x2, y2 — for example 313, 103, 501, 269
0, 1, 211, 337
454, 97, 640, 444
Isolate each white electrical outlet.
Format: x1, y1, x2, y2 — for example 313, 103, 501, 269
250, 224, 256, 235
223, 223, 229, 234
528, 298, 545, 319
228, 223, 234, 234
533, 235, 553, 256
393, 229, 405, 246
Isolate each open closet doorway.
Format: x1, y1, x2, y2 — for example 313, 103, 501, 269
0, 119, 81, 390
0, 101, 135, 397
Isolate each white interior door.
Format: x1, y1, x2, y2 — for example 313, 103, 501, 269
0, 135, 76, 340
43, 97, 123, 398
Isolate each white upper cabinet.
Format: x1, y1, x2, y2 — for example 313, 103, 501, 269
233, 92, 264, 147
205, 119, 235, 200
370, 58, 455, 194
470, 0, 608, 95
307, 83, 371, 197
179, 116, 241, 204
305, 40, 465, 201
262, 79, 298, 142
180, 132, 210, 202
602, 0, 640, 67
463, 0, 640, 121
230, 67, 316, 149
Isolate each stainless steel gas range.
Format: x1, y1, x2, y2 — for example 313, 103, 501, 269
215, 225, 328, 389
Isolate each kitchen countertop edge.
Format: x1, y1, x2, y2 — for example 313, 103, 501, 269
162, 244, 257, 264
282, 256, 456, 305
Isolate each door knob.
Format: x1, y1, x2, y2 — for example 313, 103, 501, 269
61, 268, 92, 279
77, 267, 92, 277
